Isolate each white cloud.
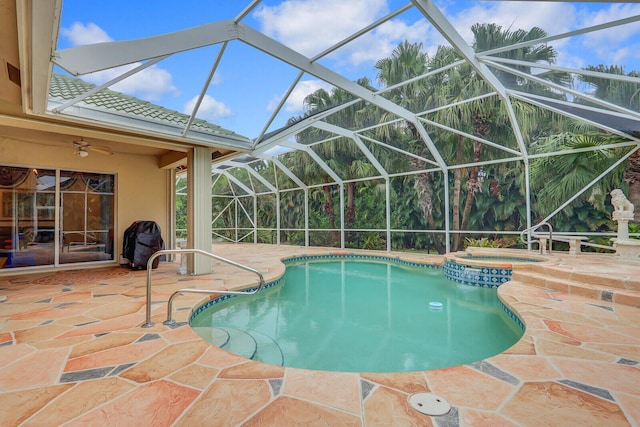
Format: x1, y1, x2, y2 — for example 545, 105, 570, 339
444, 1, 640, 70
253, 0, 438, 69
428, 1, 640, 75
183, 94, 233, 122
254, 0, 388, 58
61, 22, 112, 45
82, 65, 179, 102
577, 3, 640, 66
338, 18, 434, 67
448, 1, 576, 47
267, 80, 332, 114
60, 22, 179, 101
580, 3, 640, 43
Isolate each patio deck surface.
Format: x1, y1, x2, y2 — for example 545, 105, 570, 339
0, 244, 638, 426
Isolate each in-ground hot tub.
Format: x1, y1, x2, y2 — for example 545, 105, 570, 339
443, 248, 551, 287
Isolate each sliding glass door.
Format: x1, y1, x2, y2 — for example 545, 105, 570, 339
0, 165, 115, 270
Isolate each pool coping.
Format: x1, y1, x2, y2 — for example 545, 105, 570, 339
0, 243, 638, 425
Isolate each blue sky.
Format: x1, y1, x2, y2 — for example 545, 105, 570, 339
56, 0, 640, 139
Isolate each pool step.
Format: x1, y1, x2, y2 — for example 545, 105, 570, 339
202, 326, 284, 366
219, 327, 258, 360
190, 326, 230, 348
511, 270, 640, 307
248, 330, 285, 366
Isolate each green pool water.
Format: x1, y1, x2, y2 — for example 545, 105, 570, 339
191, 260, 523, 373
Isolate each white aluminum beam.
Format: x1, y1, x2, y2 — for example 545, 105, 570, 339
509, 91, 640, 140
55, 19, 439, 148
242, 165, 277, 193
527, 140, 639, 160
422, 92, 497, 116
52, 56, 168, 113
489, 61, 640, 121
514, 96, 637, 140
310, 3, 413, 62
238, 25, 445, 143
411, 0, 508, 99
353, 135, 389, 179
253, 100, 361, 152
478, 14, 640, 58
312, 121, 390, 179
54, 20, 239, 75
270, 158, 307, 189
412, 0, 530, 158
540, 147, 638, 225
418, 117, 522, 157
357, 134, 441, 168
234, 0, 262, 23
380, 60, 467, 95
280, 141, 343, 184
183, 42, 228, 137
482, 57, 640, 86
254, 71, 304, 146
222, 171, 253, 195
412, 120, 448, 170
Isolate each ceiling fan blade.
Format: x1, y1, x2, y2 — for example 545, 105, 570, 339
90, 146, 113, 155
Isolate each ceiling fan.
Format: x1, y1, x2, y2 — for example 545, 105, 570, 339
72, 138, 113, 157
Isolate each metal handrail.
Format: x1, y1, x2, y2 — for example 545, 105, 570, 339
520, 222, 553, 254
142, 248, 265, 328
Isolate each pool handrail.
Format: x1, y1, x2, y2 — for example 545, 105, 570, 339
141, 248, 265, 328
520, 222, 553, 254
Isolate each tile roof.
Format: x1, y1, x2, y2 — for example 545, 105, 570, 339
49, 73, 249, 140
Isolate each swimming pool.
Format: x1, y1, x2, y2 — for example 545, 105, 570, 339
190, 258, 523, 373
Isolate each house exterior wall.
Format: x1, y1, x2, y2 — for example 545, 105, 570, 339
0, 0, 21, 107
0, 135, 170, 267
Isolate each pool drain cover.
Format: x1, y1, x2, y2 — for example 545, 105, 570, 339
408, 393, 451, 416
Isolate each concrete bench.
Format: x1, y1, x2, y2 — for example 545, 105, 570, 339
565, 236, 589, 255
538, 235, 589, 255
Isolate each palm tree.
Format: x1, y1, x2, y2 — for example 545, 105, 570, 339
287, 78, 378, 245
380, 26, 563, 251
304, 79, 377, 233
375, 41, 447, 252
530, 131, 628, 222
456, 24, 565, 240
579, 65, 640, 219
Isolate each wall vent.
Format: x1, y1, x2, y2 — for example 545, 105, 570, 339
6, 62, 21, 86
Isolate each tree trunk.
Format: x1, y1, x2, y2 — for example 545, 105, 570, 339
346, 182, 355, 245
624, 149, 640, 222
412, 164, 445, 254
407, 121, 444, 253
460, 114, 490, 232
452, 135, 465, 251
322, 176, 339, 245
346, 182, 355, 228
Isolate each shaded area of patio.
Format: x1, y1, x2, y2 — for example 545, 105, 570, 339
0, 244, 638, 426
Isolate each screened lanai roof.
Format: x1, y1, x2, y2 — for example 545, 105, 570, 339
23, 1, 640, 227
48, 72, 252, 151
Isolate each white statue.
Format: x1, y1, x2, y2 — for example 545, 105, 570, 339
610, 189, 634, 214
610, 188, 640, 261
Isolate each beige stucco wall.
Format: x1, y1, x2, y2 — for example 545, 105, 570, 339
0, 136, 170, 264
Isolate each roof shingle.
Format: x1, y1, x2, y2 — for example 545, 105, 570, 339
49, 73, 248, 140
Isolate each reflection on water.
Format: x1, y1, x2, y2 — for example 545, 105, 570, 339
192, 260, 523, 373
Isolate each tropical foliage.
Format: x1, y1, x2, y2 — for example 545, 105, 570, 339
182, 22, 637, 254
